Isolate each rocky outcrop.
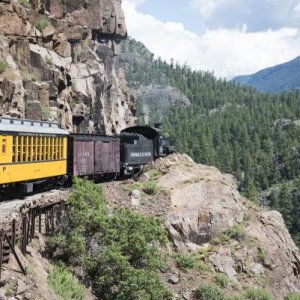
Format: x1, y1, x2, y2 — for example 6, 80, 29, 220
0, 0, 135, 133
155, 154, 245, 252
152, 153, 300, 299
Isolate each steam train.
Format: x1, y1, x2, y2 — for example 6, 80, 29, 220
0, 117, 174, 194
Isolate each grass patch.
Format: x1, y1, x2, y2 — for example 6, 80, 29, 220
213, 224, 246, 245
195, 284, 225, 300
176, 253, 195, 271
35, 18, 50, 31
148, 169, 162, 180
226, 225, 246, 242
216, 273, 229, 288
0, 59, 6, 74
195, 260, 211, 275
48, 264, 85, 300
124, 181, 143, 193
5, 286, 14, 297
18, 0, 32, 9
243, 288, 272, 300
45, 55, 53, 66
256, 247, 267, 264
142, 180, 158, 195
42, 107, 51, 120
285, 293, 300, 300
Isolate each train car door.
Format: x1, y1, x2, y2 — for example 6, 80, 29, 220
73, 140, 95, 176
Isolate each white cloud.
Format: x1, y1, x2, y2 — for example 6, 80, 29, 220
123, 0, 300, 78
293, 3, 300, 14
189, 0, 223, 18
124, 0, 146, 7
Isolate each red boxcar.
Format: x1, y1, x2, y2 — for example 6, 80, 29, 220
68, 134, 120, 178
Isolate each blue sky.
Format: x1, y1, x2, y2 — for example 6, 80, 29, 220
138, 0, 201, 33
123, 0, 300, 78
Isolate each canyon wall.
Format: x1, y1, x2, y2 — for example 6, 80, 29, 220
0, 0, 136, 134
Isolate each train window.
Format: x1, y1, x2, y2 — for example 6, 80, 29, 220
59, 138, 62, 159
23, 137, 27, 162
52, 137, 54, 160
46, 137, 49, 160
43, 137, 45, 160
61, 138, 64, 159
36, 137, 39, 161
12, 137, 16, 162
58, 138, 60, 159
57, 138, 59, 159
54, 138, 57, 160
32, 137, 35, 161
28, 137, 32, 162
2, 138, 6, 155
48, 137, 51, 160
49, 137, 52, 160
48, 137, 50, 160
41, 137, 44, 161
18, 136, 22, 162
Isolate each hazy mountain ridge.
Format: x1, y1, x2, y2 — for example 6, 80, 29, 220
117, 38, 192, 124
233, 56, 300, 93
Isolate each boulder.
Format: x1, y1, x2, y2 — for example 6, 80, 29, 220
156, 154, 245, 251
209, 248, 237, 280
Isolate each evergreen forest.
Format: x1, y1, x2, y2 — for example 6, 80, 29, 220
119, 38, 300, 246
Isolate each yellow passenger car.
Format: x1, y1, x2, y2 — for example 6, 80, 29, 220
0, 117, 69, 192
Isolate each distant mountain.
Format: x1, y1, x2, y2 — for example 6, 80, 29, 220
233, 56, 300, 93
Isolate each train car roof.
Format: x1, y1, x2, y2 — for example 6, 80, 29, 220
0, 117, 69, 135
71, 133, 120, 141
121, 126, 161, 139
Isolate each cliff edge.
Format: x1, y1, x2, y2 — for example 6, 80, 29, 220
105, 153, 300, 299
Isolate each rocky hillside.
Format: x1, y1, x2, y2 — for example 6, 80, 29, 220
0, 0, 135, 134
105, 154, 300, 299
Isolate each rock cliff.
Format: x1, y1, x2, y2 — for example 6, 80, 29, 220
105, 153, 300, 299
0, 0, 135, 133
155, 154, 300, 299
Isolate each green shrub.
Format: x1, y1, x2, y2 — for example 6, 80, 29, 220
48, 264, 85, 300
45, 55, 53, 65
285, 293, 300, 300
0, 60, 6, 74
212, 234, 230, 245
42, 107, 51, 120
226, 296, 243, 300
176, 253, 195, 271
216, 273, 229, 288
143, 180, 158, 195
256, 248, 267, 264
226, 224, 246, 242
18, 0, 32, 9
196, 284, 226, 300
125, 181, 142, 193
195, 260, 211, 274
148, 169, 162, 180
35, 18, 49, 31
243, 288, 272, 300
0, 6, 5, 16
48, 178, 172, 300
31, 74, 41, 82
